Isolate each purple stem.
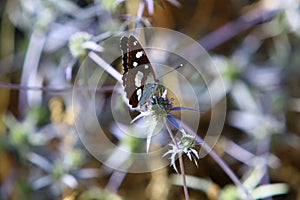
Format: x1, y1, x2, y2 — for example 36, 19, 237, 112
0, 82, 115, 93
177, 118, 254, 200
199, 6, 279, 51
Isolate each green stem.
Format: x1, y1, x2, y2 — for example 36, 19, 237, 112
165, 122, 190, 200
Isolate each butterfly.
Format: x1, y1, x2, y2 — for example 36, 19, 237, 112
120, 35, 164, 109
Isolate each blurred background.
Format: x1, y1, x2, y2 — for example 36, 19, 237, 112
0, 0, 300, 199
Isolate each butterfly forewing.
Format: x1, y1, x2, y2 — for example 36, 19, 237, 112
121, 35, 157, 108
120, 36, 129, 73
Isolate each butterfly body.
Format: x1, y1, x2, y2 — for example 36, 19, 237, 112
121, 35, 163, 109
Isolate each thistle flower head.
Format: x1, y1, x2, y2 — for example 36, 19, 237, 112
148, 90, 172, 118
69, 32, 92, 58
163, 134, 199, 172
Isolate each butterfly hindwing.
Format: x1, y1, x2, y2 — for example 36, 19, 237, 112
121, 35, 157, 108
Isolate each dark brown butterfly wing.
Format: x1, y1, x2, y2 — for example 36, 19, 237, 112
121, 35, 157, 108
120, 36, 129, 73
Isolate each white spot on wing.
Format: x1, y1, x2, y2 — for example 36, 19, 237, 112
135, 71, 144, 87
133, 41, 138, 46
136, 88, 142, 100
144, 65, 149, 69
136, 51, 143, 58
133, 62, 138, 67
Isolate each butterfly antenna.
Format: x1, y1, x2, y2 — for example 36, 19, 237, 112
157, 64, 184, 80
